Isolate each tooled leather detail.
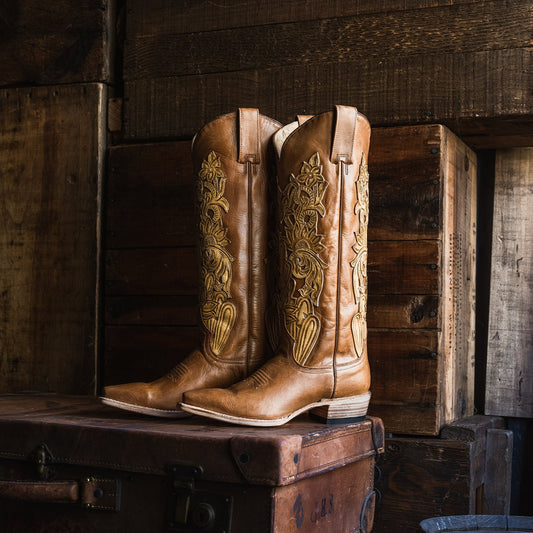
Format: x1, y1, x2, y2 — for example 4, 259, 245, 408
245, 367, 272, 388
280, 153, 328, 366
350, 153, 369, 358
165, 361, 189, 383
197, 151, 236, 355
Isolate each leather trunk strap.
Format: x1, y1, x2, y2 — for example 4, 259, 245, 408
0, 477, 120, 511
238, 108, 260, 163
331, 104, 358, 164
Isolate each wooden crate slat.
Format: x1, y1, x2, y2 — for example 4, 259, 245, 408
0, 84, 106, 394
368, 241, 440, 295
485, 148, 533, 418
124, 1, 531, 80
107, 141, 195, 248
125, 0, 513, 39
105, 247, 198, 296
367, 295, 439, 329
0, 0, 114, 87
368, 329, 439, 405
104, 325, 200, 385
123, 48, 533, 148
105, 295, 198, 326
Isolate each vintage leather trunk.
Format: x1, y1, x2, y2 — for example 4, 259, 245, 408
0, 394, 383, 532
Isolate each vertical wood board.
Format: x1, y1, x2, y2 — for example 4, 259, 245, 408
486, 148, 533, 418
0, 84, 106, 394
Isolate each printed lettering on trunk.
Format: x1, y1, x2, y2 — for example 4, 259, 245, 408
280, 152, 328, 366
197, 151, 236, 355
350, 153, 369, 358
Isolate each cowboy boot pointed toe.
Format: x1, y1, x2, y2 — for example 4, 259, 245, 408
101, 110, 281, 417
181, 106, 372, 427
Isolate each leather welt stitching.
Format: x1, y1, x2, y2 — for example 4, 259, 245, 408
197, 151, 236, 355
350, 153, 369, 359
280, 152, 328, 366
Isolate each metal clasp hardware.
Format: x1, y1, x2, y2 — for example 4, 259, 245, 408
166, 463, 232, 532
29, 443, 55, 481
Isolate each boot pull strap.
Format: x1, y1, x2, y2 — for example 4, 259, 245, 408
297, 114, 313, 126
331, 105, 358, 164
238, 108, 260, 164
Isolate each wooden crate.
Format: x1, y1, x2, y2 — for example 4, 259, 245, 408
121, 0, 533, 148
373, 416, 513, 533
0, 84, 107, 394
103, 124, 476, 437
485, 148, 533, 418
104, 141, 199, 385
367, 124, 477, 435
0, 0, 116, 87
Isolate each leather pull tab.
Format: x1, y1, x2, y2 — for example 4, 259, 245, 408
238, 108, 260, 163
331, 105, 358, 164
297, 115, 313, 126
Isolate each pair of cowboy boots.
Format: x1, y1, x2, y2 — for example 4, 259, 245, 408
101, 105, 371, 427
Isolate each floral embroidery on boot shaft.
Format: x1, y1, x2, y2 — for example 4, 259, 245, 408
280, 152, 328, 366
197, 151, 236, 355
350, 153, 369, 358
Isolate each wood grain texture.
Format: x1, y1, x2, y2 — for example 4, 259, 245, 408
0, 0, 115, 86
367, 125, 477, 435
124, 1, 531, 79
105, 248, 198, 295
374, 415, 511, 532
485, 148, 533, 418
125, 0, 507, 37
104, 326, 200, 384
106, 142, 195, 248
0, 84, 106, 394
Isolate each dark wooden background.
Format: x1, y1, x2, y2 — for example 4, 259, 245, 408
1, 0, 532, 524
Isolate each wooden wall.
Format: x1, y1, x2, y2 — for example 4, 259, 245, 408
0, 0, 117, 394
1, 0, 532, 521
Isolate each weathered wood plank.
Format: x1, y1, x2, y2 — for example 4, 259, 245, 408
0, 84, 106, 394
440, 128, 478, 426
485, 148, 533, 418
105, 295, 198, 326
126, 0, 504, 37
0, 0, 115, 86
123, 49, 533, 148
367, 295, 439, 329
375, 416, 511, 532
483, 429, 513, 514
103, 326, 200, 385
368, 241, 440, 295
124, 1, 531, 79
107, 142, 195, 248
104, 247, 198, 296
368, 329, 439, 406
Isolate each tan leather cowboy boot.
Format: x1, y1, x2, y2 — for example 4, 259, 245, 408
180, 105, 371, 426
101, 109, 281, 417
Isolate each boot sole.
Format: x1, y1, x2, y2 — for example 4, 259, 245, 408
100, 397, 191, 418
180, 392, 371, 427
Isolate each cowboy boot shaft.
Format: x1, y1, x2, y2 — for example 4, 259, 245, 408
276, 107, 371, 371
192, 109, 281, 372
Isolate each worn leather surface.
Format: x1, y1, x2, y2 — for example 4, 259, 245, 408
103, 110, 281, 413
0, 394, 383, 487
182, 106, 372, 422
